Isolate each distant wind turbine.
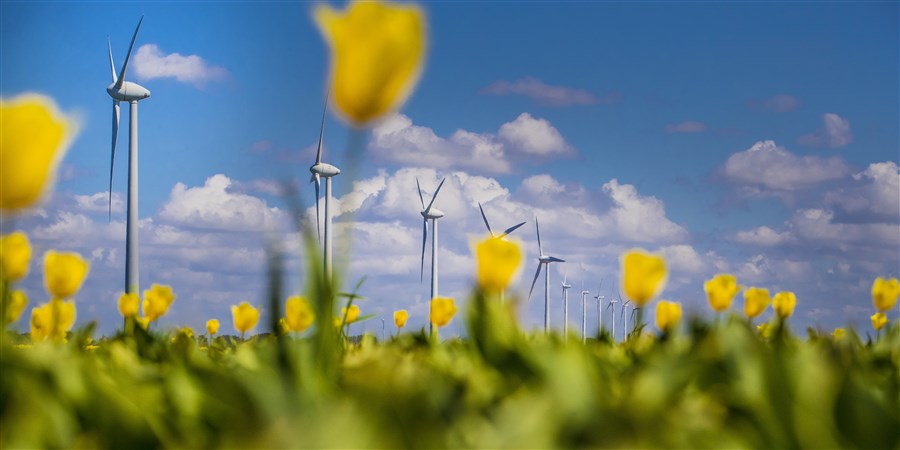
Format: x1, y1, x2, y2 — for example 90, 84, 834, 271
527, 217, 565, 333
106, 16, 150, 294
309, 95, 340, 278
561, 272, 571, 340
607, 294, 618, 342
593, 279, 604, 337
580, 282, 590, 344
418, 177, 447, 335
621, 299, 631, 342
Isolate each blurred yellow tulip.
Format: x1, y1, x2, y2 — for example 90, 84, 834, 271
430, 297, 457, 328
394, 309, 408, 328
832, 328, 846, 339
30, 299, 76, 343
232, 302, 259, 337
871, 312, 887, 331
342, 304, 361, 323
314, 0, 427, 126
704, 274, 740, 312
655, 300, 682, 332
772, 291, 796, 319
285, 295, 315, 333
1, 94, 76, 212
142, 284, 176, 322
207, 319, 220, 335
621, 250, 667, 307
743, 287, 771, 319
6, 290, 28, 324
43, 251, 89, 299
136, 316, 150, 331
118, 292, 139, 318
871, 277, 899, 312
475, 237, 522, 294
757, 322, 772, 339
0, 231, 31, 281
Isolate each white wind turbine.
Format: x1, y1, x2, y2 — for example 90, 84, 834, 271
621, 299, 631, 342
580, 282, 590, 343
527, 217, 565, 333
477, 202, 525, 302
561, 272, 571, 340
309, 95, 340, 278
418, 177, 447, 335
607, 294, 618, 342
106, 16, 151, 294
594, 281, 605, 338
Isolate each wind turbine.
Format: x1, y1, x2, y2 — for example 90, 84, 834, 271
107, 16, 150, 294
620, 299, 631, 342
561, 272, 571, 340
527, 217, 565, 333
418, 177, 447, 335
309, 95, 340, 278
580, 282, 590, 343
593, 279, 604, 337
478, 203, 526, 239
607, 295, 618, 342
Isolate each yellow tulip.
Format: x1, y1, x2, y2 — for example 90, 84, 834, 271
30, 305, 50, 342
118, 292, 139, 318
832, 328, 846, 339
394, 309, 408, 328
342, 304, 360, 323
136, 316, 151, 331
43, 251, 89, 299
314, 0, 427, 126
871, 312, 887, 331
475, 237, 522, 293
704, 274, 740, 312
1, 94, 76, 212
872, 277, 899, 312
743, 287, 771, 319
655, 300, 682, 332
207, 319, 220, 335
757, 322, 772, 339
430, 297, 457, 328
6, 290, 28, 324
231, 302, 259, 336
772, 291, 796, 319
621, 250, 667, 307
0, 231, 31, 281
285, 295, 315, 333
142, 284, 176, 322
29, 299, 76, 343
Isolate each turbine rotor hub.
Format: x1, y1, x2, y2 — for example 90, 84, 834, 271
310, 163, 340, 177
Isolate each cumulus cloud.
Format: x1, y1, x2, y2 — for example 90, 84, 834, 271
732, 226, 794, 246
74, 192, 124, 214
498, 113, 574, 156
798, 113, 853, 148
602, 179, 689, 243
133, 44, 229, 87
480, 77, 604, 107
721, 140, 851, 191
664, 121, 706, 133
159, 174, 285, 231
826, 161, 900, 223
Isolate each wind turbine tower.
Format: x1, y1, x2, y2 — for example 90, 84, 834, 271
107, 16, 150, 294
528, 217, 565, 333
418, 177, 447, 335
309, 96, 340, 278
580, 283, 590, 343
608, 296, 618, 342
561, 273, 571, 340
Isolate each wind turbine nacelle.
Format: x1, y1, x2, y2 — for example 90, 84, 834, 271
310, 163, 340, 177
422, 208, 444, 219
107, 81, 151, 102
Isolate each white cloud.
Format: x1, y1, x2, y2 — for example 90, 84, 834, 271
721, 140, 851, 191
798, 113, 853, 148
74, 192, 124, 214
664, 121, 706, 133
480, 77, 600, 106
826, 161, 900, 222
603, 179, 688, 243
133, 44, 229, 87
498, 113, 574, 156
732, 226, 794, 246
159, 174, 285, 231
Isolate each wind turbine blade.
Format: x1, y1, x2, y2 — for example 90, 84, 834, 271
108, 100, 120, 221
528, 263, 543, 300
547, 256, 565, 263
425, 177, 446, 213
478, 203, 494, 237
115, 15, 144, 89
310, 173, 321, 243
535, 217, 543, 256
563, 271, 568, 285
314, 94, 327, 164
108, 37, 117, 84
420, 219, 428, 282
416, 178, 426, 210
499, 221, 526, 238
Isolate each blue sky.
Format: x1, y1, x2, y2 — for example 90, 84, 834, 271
2, 1, 898, 337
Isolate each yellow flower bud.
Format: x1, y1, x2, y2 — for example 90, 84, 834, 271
342, 304, 360, 323
231, 302, 259, 336
475, 237, 522, 293
142, 284, 176, 322
0, 231, 31, 281
621, 250, 667, 307
871, 277, 899, 312
757, 322, 772, 339
118, 292, 139, 318
136, 316, 150, 331
30, 299, 76, 343
655, 300, 682, 332
772, 291, 796, 319
871, 312, 887, 331
832, 328, 846, 339
314, 0, 427, 126
1, 94, 76, 212
43, 251, 89, 299
394, 309, 408, 328
6, 290, 28, 324
704, 274, 740, 312
743, 287, 771, 319
285, 295, 315, 333
430, 297, 457, 328
206, 319, 220, 335
30, 305, 50, 342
